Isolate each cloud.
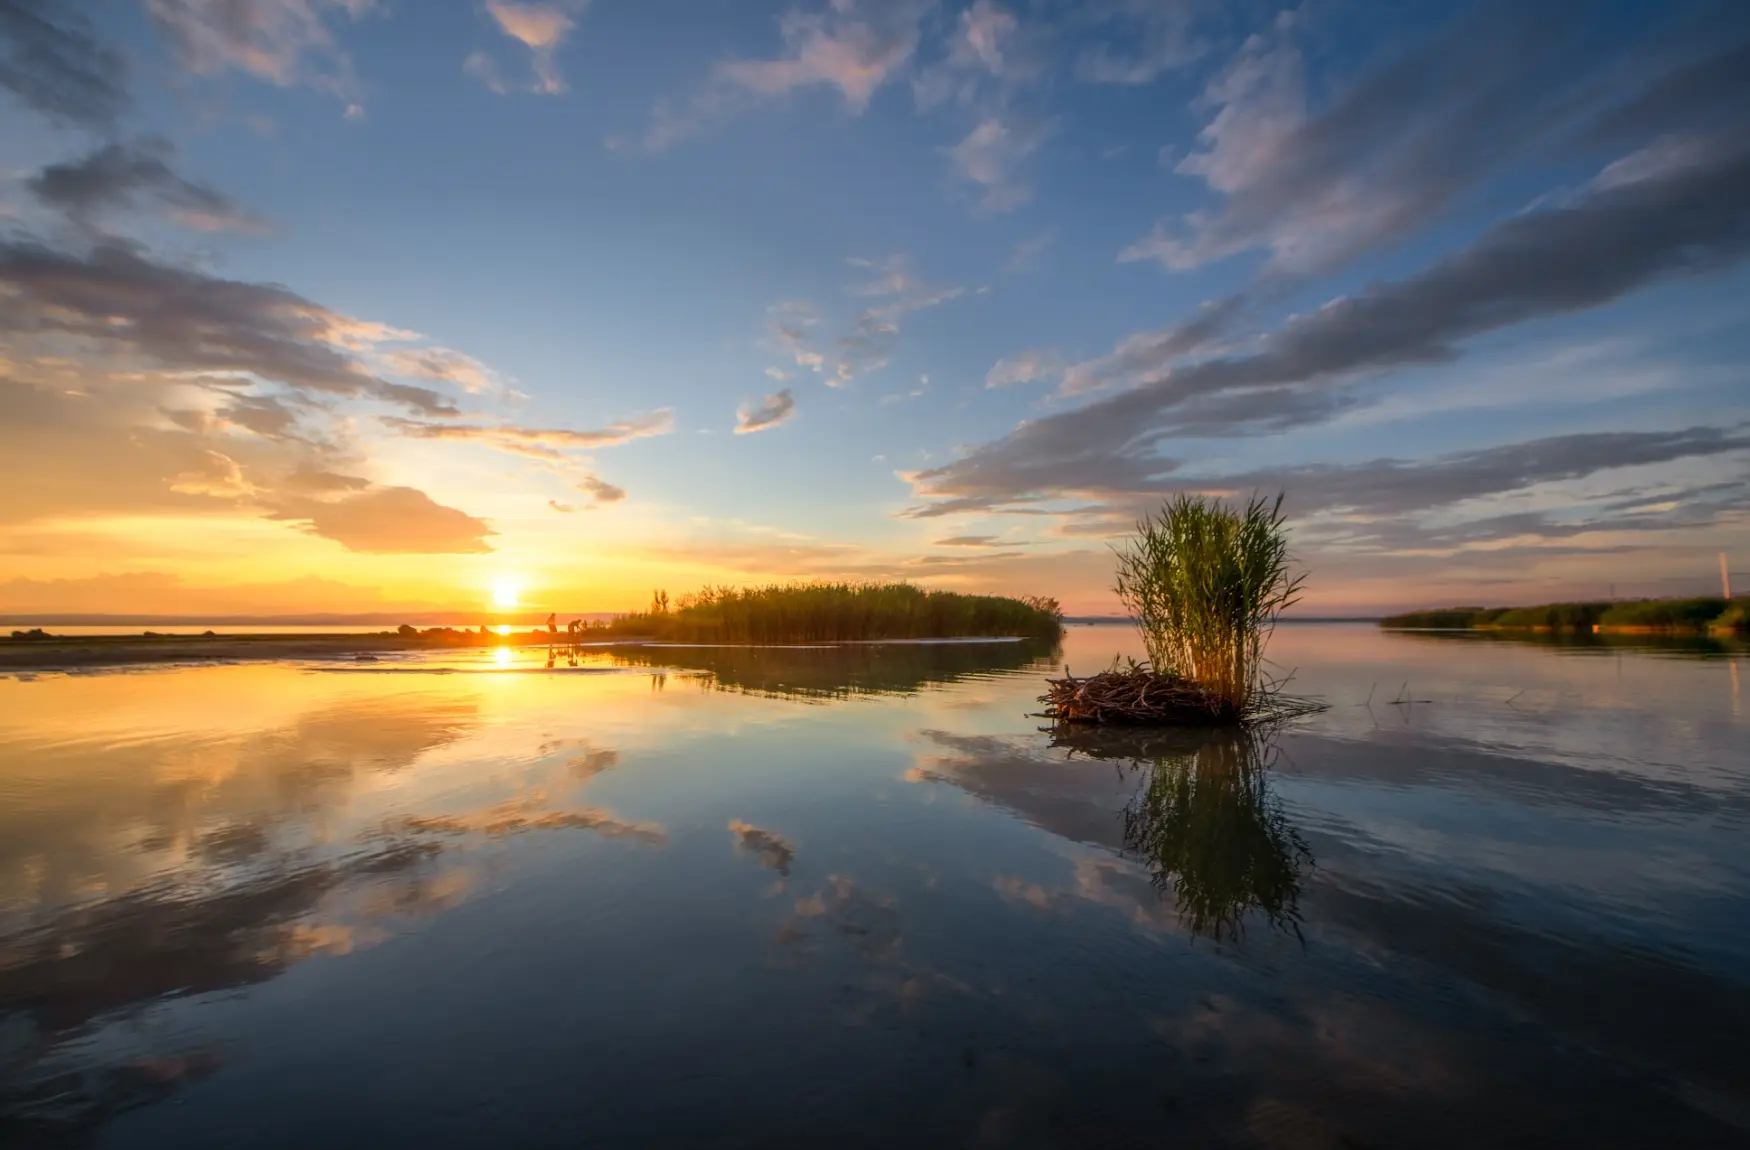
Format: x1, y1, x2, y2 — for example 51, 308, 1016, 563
145, 0, 376, 97
1214, 426, 1750, 524
735, 388, 796, 435
576, 474, 625, 504
647, 0, 925, 150
0, 238, 464, 415
984, 348, 1061, 389
548, 499, 575, 513
1074, 0, 1202, 85
1057, 295, 1243, 396
934, 535, 1003, 547
944, 115, 1052, 213
271, 485, 495, 553
380, 347, 501, 394
768, 257, 964, 386
167, 449, 254, 497
462, 49, 505, 94
27, 139, 269, 233
911, 0, 1048, 110
1125, 9, 1750, 276
0, 0, 129, 128
383, 409, 674, 459
719, 0, 922, 111
906, 134, 1750, 518
479, 0, 584, 95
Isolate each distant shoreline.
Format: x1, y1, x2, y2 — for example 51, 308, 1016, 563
1380, 596, 1746, 634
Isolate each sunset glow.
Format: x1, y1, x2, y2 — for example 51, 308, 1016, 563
0, 1, 1744, 621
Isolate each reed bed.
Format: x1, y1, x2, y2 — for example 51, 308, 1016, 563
593, 582, 1063, 643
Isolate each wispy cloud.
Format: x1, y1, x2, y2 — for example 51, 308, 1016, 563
0, 237, 464, 415
908, 134, 1750, 518
718, 0, 923, 111
1003, 229, 1054, 273
383, 409, 676, 459
1122, 7, 1750, 277
944, 115, 1053, 213
475, 0, 585, 95
767, 256, 965, 387
145, 0, 376, 101
26, 139, 270, 233
379, 347, 503, 395
735, 388, 797, 435
984, 348, 1062, 389
0, 0, 129, 129
576, 474, 626, 504
1074, 0, 1203, 85
646, 0, 926, 150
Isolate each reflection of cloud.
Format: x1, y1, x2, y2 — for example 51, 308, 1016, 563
568, 746, 621, 781
729, 819, 796, 875
0, 837, 435, 1036
0, 689, 481, 913
395, 794, 667, 844
908, 729, 1134, 848
778, 874, 901, 961
992, 874, 1061, 912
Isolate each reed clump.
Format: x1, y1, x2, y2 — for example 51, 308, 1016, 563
1042, 493, 1311, 726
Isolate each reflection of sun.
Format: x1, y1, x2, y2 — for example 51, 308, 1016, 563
494, 646, 513, 667
492, 578, 520, 609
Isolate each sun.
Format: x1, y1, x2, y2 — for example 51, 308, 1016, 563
491, 577, 521, 610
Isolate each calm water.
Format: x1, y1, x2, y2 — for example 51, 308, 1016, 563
1, 625, 1746, 1148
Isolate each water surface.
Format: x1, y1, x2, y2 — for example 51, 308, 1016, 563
1, 626, 1746, 1148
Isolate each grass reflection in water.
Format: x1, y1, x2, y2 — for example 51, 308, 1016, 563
1058, 726, 1311, 942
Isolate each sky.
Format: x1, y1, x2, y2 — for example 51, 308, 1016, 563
1, 0, 1747, 619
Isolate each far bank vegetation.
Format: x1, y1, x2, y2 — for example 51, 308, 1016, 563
1381, 596, 1748, 633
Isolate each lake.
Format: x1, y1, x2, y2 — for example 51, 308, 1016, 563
1, 624, 1746, 1148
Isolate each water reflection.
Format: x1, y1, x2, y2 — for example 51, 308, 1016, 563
1389, 626, 1745, 659
606, 637, 1059, 701
0, 628, 1745, 1147
1066, 728, 1311, 942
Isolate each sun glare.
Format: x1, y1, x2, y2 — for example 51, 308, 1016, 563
492, 578, 520, 610
494, 646, 513, 667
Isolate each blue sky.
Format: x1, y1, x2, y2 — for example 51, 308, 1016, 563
1, 0, 1747, 616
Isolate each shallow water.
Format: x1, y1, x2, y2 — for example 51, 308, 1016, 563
1, 625, 1746, 1148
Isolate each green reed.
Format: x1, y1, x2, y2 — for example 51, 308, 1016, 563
1112, 493, 1304, 719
